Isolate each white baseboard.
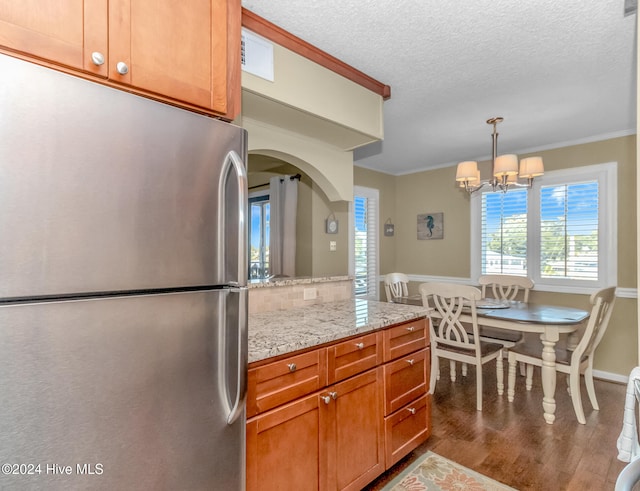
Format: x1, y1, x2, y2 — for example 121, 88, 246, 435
593, 370, 630, 384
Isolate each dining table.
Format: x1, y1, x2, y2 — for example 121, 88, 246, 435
392, 294, 590, 424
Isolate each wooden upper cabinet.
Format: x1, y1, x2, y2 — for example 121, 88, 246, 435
0, 0, 240, 119
0, 0, 108, 77
108, 0, 239, 117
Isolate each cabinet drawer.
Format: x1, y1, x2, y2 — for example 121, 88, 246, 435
327, 332, 381, 384
383, 348, 429, 415
247, 349, 327, 418
383, 318, 428, 362
384, 394, 431, 468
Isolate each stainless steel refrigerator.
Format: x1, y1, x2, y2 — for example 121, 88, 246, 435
0, 53, 248, 490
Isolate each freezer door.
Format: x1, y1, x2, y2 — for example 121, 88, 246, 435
0, 53, 248, 299
0, 289, 247, 490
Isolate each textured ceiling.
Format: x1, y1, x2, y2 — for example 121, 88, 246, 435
241, 0, 637, 175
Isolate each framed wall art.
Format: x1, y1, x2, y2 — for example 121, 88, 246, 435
417, 212, 443, 240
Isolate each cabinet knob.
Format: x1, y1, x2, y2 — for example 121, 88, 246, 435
287, 363, 297, 373
406, 326, 415, 332
91, 52, 105, 66
407, 407, 416, 415
321, 395, 331, 405
329, 391, 338, 400
116, 62, 129, 75
355, 342, 365, 350
406, 359, 415, 366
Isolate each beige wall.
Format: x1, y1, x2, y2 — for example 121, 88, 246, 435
310, 189, 349, 276
243, 117, 354, 202
242, 42, 384, 145
637, 23, 640, 367
355, 135, 638, 377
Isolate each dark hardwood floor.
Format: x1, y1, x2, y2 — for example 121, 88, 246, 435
365, 359, 629, 491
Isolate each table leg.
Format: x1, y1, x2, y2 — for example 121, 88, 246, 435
540, 328, 560, 424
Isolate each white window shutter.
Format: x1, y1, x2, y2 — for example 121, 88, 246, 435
353, 187, 379, 299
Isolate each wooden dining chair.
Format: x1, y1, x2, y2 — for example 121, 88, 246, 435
419, 282, 504, 411
453, 275, 535, 379
476, 274, 534, 346
478, 274, 534, 303
384, 272, 409, 302
507, 286, 616, 424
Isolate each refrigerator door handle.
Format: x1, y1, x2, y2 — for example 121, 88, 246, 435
224, 287, 247, 425
220, 150, 248, 287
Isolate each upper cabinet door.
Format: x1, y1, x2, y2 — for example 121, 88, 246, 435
0, 0, 239, 119
0, 0, 108, 77
109, 0, 240, 118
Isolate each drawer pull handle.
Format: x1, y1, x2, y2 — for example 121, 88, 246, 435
406, 359, 415, 366
322, 393, 337, 404
408, 407, 416, 415
116, 61, 129, 75
91, 52, 105, 66
287, 363, 297, 372
406, 326, 415, 332
355, 342, 365, 350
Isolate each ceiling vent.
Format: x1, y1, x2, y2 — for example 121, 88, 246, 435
241, 28, 274, 82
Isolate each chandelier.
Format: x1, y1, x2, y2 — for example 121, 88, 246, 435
455, 117, 544, 193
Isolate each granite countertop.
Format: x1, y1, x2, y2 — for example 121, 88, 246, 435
248, 275, 351, 289
248, 298, 429, 363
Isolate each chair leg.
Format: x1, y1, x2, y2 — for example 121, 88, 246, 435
507, 353, 517, 402
584, 362, 599, 411
462, 362, 468, 377
519, 361, 526, 377
525, 364, 534, 391
496, 353, 504, 395
429, 354, 438, 394
450, 360, 457, 382
476, 364, 483, 411
569, 369, 586, 424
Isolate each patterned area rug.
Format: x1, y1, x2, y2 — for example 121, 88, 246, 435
382, 451, 517, 491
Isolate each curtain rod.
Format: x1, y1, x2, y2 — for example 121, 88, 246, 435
248, 174, 301, 190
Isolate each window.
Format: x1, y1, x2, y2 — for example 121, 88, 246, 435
249, 193, 270, 279
351, 186, 379, 299
471, 163, 617, 292
480, 188, 528, 276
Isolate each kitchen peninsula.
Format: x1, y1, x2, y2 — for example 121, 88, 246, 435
247, 277, 432, 490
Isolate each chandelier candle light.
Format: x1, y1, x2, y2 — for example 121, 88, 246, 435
456, 117, 544, 193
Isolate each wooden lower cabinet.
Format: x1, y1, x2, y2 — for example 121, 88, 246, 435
246, 393, 327, 491
247, 348, 327, 418
384, 394, 431, 467
246, 368, 384, 491
383, 347, 429, 415
247, 318, 431, 490
326, 368, 384, 491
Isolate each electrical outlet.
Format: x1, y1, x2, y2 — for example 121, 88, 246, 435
303, 288, 317, 300
329, 241, 337, 252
